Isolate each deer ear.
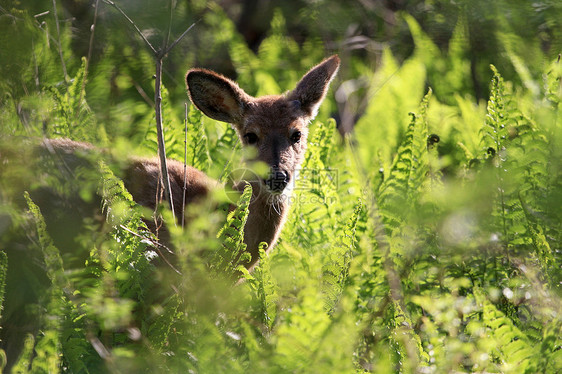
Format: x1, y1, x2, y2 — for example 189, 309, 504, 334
288, 55, 340, 118
186, 69, 250, 123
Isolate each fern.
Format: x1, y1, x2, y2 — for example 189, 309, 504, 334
481, 65, 510, 157
186, 104, 212, 171
407, 89, 432, 201
474, 288, 539, 373
245, 243, 278, 331
212, 123, 241, 182
146, 293, 182, 350
98, 160, 153, 300
23, 193, 65, 372
322, 200, 362, 313
211, 183, 252, 276
24, 192, 68, 293
377, 89, 432, 233
544, 56, 562, 108
289, 120, 341, 249
143, 84, 183, 159
0, 251, 6, 322
389, 300, 430, 371
2, 5, 562, 372
478, 66, 530, 264
274, 286, 331, 372
47, 57, 105, 144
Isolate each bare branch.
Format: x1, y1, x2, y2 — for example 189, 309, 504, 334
51, 0, 69, 82
34, 10, 50, 18
102, 0, 157, 55
103, 0, 197, 223
132, 79, 154, 107
80, 0, 101, 105
182, 102, 188, 229
163, 0, 173, 51
163, 20, 197, 57
154, 59, 176, 222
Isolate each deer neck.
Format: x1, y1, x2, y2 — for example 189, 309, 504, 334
243, 186, 292, 270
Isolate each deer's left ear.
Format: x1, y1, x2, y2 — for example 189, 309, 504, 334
186, 69, 251, 124
288, 55, 340, 119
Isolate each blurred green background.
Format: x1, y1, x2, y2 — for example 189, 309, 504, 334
2, 0, 561, 135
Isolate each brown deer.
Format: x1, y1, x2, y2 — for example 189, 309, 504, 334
184, 55, 340, 269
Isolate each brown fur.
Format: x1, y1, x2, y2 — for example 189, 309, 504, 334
186, 55, 340, 269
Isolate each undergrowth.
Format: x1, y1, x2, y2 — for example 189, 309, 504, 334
0, 3, 561, 373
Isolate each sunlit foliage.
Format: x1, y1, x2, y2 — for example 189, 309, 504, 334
0, 2, 561, 373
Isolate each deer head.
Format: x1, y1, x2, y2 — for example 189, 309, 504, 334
185, 56, 340, 200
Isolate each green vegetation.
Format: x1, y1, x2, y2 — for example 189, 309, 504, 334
0, 1, 561, 373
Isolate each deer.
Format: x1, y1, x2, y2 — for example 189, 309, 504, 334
183, 55, 340, 269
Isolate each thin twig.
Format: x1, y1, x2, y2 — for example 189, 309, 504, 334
32, 38, 40, 90
118, 225, 173, 254
346, 136, 407, 312
162, 20, 197, 57
182, 103, 188, 229
104, 0, 198, 224
34, 10, 50, 18
132, 79, 154, 107
164, 0, 173, 51
154, 58, 176, 220
102, 0, 157, 54
119, 225, 182, 275
51, 0, 69, 82
80, 0, 101, 105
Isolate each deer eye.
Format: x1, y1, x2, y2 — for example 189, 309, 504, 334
290, 130, 301, 144
244, 132, 258, 145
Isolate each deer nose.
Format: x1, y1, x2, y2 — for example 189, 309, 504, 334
265, 167, 290, 192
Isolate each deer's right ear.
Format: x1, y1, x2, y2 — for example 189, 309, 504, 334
288, 55, 340, 119
186, 69, 250, 123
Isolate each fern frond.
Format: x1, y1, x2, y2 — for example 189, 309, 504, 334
247, 243, 278, 330
144, 84, 183, 160
47, 57, 102, 143
289, 120, 341, 248
0, 251, 6, 322
322, 200, 362, 313
474, 288, 539, 373
24, 192, 68, 290
24, 192, 66, 372
97, 160, 153, 299
212, 183, 252, 276
274, 286, 331, 372
378, 90, 432, 232
146, 293, 182, 350
480, 65, 509, 156
187, 105, 211, 171
389, 300, 430, 371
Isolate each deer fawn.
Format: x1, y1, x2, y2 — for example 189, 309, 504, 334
184, 55, 340, 268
